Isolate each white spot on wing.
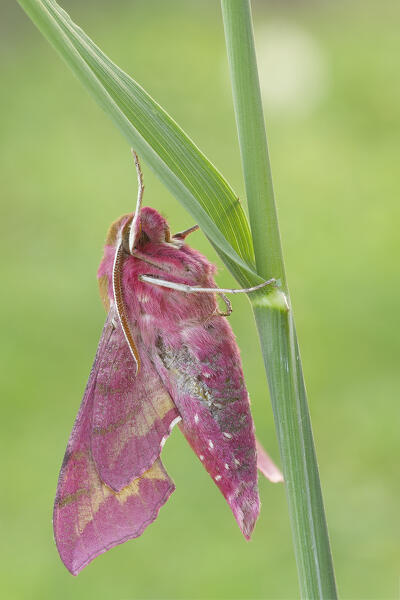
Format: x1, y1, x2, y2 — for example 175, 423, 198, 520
194, 413, 199, 424
224, 463, 230, 470
234, 458, 241, 466
199, 455, 204, 461
215, 475, 222, 481
223, 432, 232, 439
208, 440, 214, 450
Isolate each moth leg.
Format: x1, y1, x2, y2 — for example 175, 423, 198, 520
173, 224, 199, 240
139, 274, 276, 294
216, 293, 232, 317
203, 294, 232, 322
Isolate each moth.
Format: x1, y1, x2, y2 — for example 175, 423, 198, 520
54, 152, 282, 575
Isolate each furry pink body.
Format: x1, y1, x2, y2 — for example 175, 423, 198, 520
99, 218, 260, 537
54, 207, 281, 575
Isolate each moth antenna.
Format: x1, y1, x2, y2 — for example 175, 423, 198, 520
112, 242, 141, 374
129, 149, 145, 254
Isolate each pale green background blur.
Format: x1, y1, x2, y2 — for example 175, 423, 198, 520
1, 1, 399, 598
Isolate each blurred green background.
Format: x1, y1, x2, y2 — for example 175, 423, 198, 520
1, 0, 399, 598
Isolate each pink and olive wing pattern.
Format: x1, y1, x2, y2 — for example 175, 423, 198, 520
91, 320, 180, 492
54, 315, 175, 575
151, 316, 260, 539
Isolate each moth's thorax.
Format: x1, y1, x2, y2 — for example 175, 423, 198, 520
98, 208, 217, 319
104, 207, 170, 250
123, 242, 217, 325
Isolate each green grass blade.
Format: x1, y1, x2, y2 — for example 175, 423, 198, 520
16, 0, 260, 286
221, 1, 338, 597
221, 0, 284, 285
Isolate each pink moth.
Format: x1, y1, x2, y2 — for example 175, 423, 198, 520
53, 153, 283, 575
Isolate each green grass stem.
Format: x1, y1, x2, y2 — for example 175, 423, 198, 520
221, 1, 338, 597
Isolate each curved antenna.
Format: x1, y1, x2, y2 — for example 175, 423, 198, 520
112, 242, 141, 375
128, 149, 145, 254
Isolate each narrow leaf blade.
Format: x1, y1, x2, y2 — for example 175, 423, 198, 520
17, 0, 260, 285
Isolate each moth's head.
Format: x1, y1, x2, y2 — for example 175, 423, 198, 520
105, 208, 171, 254
138, 206, 171, 245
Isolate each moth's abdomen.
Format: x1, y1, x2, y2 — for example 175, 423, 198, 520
151, 317, 259, 539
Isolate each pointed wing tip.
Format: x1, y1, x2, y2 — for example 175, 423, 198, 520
240, 517, 257, 541
241, 520, 255, 541
229, 491, 260, 542
67, 562, 83, 577
60, 551, 101, 577
54, 475, 176, 575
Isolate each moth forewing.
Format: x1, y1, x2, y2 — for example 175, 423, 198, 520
53, 315, 176, 575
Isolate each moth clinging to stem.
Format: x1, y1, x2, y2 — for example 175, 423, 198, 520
53, 151, 283, 575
